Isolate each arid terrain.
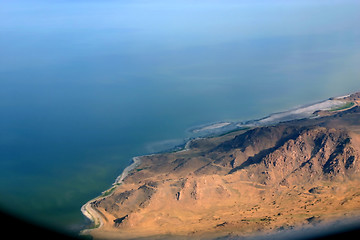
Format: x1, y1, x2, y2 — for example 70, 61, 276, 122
83, 93, 360, 239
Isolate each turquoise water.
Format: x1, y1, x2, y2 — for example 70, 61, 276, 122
1, 0, 360, 235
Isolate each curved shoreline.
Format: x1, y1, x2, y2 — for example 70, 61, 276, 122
80, 156, 142, 235
114, 156, 142, 184
79, 144, 195, 235
80, 199, 103, 235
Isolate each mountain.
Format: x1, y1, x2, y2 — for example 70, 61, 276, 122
84, 94, 360, 240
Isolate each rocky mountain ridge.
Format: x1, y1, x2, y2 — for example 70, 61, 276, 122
86, 99, 360, 240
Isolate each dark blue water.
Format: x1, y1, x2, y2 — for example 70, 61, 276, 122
1, 0, 360, 234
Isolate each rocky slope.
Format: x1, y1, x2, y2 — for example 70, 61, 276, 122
86, 101, 360, 240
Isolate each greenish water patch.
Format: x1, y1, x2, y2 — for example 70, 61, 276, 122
101, 186, 117, 197
330, 102, 355, 112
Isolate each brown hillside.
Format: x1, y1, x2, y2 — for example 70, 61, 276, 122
87, 106, 360, 240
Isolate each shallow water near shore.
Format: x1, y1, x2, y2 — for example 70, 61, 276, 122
1, 0, 360, 235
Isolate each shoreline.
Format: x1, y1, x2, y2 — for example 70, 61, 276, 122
79, 142, 198, 235
114, 156, 142, 184
79, 91, 359, 236
192, 93, 357, 136
192, 122, 232, 133
80, 156, 143, 235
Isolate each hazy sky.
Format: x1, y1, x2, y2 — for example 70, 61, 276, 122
1, 0, 359, 71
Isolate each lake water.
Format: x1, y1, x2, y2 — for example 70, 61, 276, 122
1, 0, 360, 235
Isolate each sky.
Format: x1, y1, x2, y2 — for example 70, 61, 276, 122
1, 0, 359, 71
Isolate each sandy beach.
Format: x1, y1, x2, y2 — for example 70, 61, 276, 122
237, 98, 351, 127
192, 98, 354, 136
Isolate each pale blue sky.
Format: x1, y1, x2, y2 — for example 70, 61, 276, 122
1, 0, 359, 70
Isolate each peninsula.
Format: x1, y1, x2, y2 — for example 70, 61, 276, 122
81, 92, 360, 239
